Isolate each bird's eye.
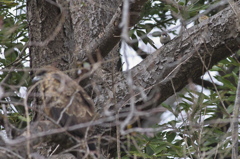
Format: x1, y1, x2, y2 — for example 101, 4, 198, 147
36, 70, 47, 76
32, 70, 47, 83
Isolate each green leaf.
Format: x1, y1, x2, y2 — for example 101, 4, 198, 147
166, 131, 176, 143
136, 30, 146, 37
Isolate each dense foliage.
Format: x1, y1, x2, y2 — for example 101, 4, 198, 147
0, 0, 29, 130
123, 54, 240, 158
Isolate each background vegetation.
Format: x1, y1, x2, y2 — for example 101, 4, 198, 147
0, 0, 239, 158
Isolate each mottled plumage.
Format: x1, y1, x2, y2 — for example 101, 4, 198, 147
33, 66, 95, 138
198, 15, 209, 23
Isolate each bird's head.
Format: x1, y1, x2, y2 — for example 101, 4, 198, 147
32, 66, 58, 83
161, 32, 168, 37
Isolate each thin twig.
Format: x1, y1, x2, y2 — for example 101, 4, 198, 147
0, 147, 24, 159
231, 66, 240, 159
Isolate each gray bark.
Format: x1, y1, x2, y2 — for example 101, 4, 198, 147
94, 3, 240, 110
16, 0, 240, 158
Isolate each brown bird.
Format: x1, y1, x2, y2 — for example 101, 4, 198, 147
32, 66, 95, 144
198, 15, 209, 23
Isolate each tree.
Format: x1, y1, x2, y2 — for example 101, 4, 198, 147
0, 0, 240, 158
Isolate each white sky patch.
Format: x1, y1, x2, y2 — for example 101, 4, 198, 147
121, 42, 143, 71
120, 18, 182, 71
202, 71, 223, 86
18, 86, 27, 98
0, 48, 5, 59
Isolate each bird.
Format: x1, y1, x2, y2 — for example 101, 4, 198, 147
198, 15, 209, 23
32, 66, 96, 149
160, 31, 171, 45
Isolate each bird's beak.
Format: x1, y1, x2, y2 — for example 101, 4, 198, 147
32, 76, 42, 83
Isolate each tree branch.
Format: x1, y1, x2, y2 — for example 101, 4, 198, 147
94, 2, 240, 111
74, 0, 148, 62
231, 68, 240, 158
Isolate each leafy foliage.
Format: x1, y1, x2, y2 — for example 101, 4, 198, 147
124, 2, 238, 157
0, 0, 29, 129
123, 54, 240, 158
128, 0, 219, 58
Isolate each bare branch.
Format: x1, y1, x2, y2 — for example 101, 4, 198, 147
231, 66, 240, 159
74, 0, 148, 62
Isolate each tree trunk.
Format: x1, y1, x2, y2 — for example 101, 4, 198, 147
3, 0, 238, 158
26, 0, 147, 158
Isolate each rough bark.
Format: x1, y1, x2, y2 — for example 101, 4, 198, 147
26, 0, 148, 158
28, 0, 147, 71
94, 2, 240, 111
19, 0, 240, 158
27, 0, 74, 70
